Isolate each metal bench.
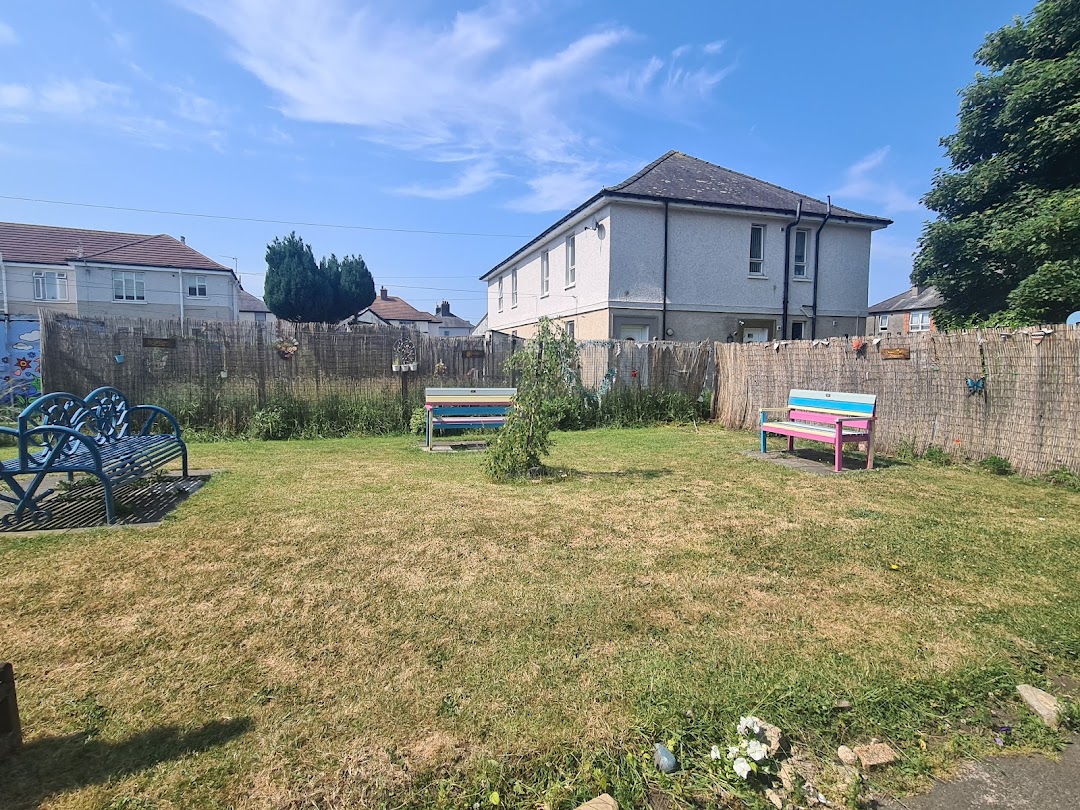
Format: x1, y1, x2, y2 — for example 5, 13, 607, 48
0, 387, 187, 525
760, 389, 877, 472
424, 387, 516, 448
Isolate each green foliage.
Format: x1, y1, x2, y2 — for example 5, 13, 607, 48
410, 406, 428, 436
486, 318, 582, 481
920, 446, 952, 466
1042, 465, 1080, 491
914, 0, 1080, 326
263, 232, 376, 324
978, 455, 1014, 475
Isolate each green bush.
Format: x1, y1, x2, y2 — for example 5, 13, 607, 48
409, 407, 428, 436
977, 455, 1013, 476
1042, 466, 1080, 492
921, 446, 952, 466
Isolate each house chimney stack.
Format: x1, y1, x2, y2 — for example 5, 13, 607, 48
180, 235, 186, 244
440, 300, 450, 316
380, 286, 388, 300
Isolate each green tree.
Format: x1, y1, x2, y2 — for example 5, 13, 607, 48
913, 0, 1080, 326
486, 318, 582, 481
263, 233, 376, 323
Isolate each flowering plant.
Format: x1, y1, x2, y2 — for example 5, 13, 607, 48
274, 337, 299, 359
716, 715, 778, 782
434, 361, 447, 376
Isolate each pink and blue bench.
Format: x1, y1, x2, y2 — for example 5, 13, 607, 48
760, 389, 877, 472
424, 387, 516, 448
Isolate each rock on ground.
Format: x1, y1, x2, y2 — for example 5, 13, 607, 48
575, 795, 618, 810
1016, 684, 1061, 728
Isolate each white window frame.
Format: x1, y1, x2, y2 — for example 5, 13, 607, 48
511, 268, 518, 308
186, 274, 208, 298
910, 311, 932, 332
566, 320, 575, 338
254, 311, 267, 322
793, 228, 810, 278
497, 276, 504, 312
790, 321, 805, 340
540, 250, 550, 297
565, 234, 576, 288
33, 270, 68, 302
878, 314, 889, 332
749, 224, 765, 276
112, 270, 145, 302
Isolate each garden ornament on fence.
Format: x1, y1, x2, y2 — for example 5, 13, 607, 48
393, 336, 417, 372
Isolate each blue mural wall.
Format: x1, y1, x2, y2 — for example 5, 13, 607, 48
0, 318, 42, 404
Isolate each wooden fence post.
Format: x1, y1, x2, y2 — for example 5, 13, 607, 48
0, 662, 21, 757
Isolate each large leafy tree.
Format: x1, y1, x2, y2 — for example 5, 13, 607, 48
914, 0, 1080, 326
263, 233, 376, 323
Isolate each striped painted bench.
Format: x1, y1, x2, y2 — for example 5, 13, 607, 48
424, 387, 516, 449
760, 389, 877, 472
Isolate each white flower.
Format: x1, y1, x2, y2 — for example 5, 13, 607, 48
711, 745, 722, 761
733, 757, 752, 779
727, 745, 740, 759
737, 715, 761, 737
746, 739, 768, 762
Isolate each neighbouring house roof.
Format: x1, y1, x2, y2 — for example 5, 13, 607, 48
238, 289, 271, 313
471, 313, 488, 335
481, 150, 892, 280
0, 222, 232, 273
436, 314, 474, 330
868, 285, 944, 314
362, 291, 438, 323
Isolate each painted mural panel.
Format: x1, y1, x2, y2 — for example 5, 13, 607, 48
0, 319, 43, 405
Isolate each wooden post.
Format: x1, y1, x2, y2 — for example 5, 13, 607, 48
401, 369, 409, 429
0, 662, 22, 757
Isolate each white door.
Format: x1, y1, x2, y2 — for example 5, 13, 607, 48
618, 324, 650, 342
743, 328, 769, 343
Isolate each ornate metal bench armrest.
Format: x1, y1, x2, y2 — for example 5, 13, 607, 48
24, 426, 105, 470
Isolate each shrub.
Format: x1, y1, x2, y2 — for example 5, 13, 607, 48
1042, 466, 1080, 492
921, 446, 952, 466
977, 455, 1013, 475
409, 407, 428, 436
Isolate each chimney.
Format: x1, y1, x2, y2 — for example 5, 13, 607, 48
180, 235, 186, 244
380, 286, 388, 300
440, 300, 450, 316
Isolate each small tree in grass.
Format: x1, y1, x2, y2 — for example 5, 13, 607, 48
486, 318, 581, 481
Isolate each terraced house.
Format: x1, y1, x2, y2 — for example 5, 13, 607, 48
481, 151, 891, 342
0, 222, 240, 321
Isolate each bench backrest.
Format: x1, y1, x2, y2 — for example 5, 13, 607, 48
83, 387, 132, 441
425, 387, 516, 415
787, 389, 876, 429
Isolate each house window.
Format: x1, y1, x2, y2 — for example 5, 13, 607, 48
187, 274, 207, 297
793, 229, 810, 278
112, 271, 145, 301
511, 268, 518, 308
498, 276, 504, 312
566, 320, 575, 338
443, 330, 451, 336
910, 311, 932, 332
33, 270, 68, 301
566, 234, 576, 287
749, 224, 765, 275
791, 321, 805, 340
878, 314, 889, 332
540, 251, 550, 297
254, 312, 267, 322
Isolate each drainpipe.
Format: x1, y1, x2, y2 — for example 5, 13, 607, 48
781, 199, 804, 339
0, 251, 8, 316
178, 271, 185, 324
810, 196, 832, 339
661, 200, 669, 339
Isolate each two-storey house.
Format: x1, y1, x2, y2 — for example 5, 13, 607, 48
481, 151, 891, 342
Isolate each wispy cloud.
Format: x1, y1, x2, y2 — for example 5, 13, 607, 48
834, 146, 921, 215
614, 41, 737, 109
178, 0, 730, 211
0, 20, 16, 47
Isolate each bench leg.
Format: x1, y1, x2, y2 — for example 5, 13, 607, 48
760, 429, 767, 454
181, 443, 189, 477
426, 410, 432, 449
0, 662, 21, 755
866, 425, 875, 470
787, 435, 794, 453
834, 424, 844, 472
98, 475, 116, 524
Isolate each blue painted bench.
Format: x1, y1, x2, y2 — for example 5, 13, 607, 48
0, 387, 187, 525
760, 389, 877, 472
424, 387, 516, 448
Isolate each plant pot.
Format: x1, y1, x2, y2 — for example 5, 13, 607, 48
408, 362, 418, 372
392, 364, 401, 372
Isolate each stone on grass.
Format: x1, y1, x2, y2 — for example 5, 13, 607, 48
836, 745, 859, 767
853, 741, 897, 769
575, 794, 618, 810
764, 788, 784, 809
1016, 684, 1061, 728
759, 720, 789, 757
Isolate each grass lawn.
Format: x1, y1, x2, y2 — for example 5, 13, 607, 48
1, 425, 1078, 809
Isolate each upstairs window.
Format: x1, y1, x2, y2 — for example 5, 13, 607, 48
254, 312, 267, 322
910, 311, 932, 332
33, 270, 68, 301
567, 320, 575, 338
497, 276, 504, 312
791, 321, 805, 340
793, 229, 810, 278
878, 314, 889, 332
511, 268, 518, 308
540, 251, 550, 297
187, 274, 207, 297
565, 234, 576, 287
749, 225, 765, 275
113, 271, 145, 301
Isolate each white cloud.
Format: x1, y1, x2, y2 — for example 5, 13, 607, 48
38, 79, 129, 115
508, 163, 607, 213
179, 0, 730, 211
172, 86, 227, 126
0, 84, 31, 108
834, 146, 922, 215
0, 20, 16, 46
703, 39, 726, 55
614, 41, 737, 110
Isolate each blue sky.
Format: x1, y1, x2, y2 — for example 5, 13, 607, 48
0, 0, 1027, 324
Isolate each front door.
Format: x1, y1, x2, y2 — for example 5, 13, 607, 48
742, 328, 769, 343
618, 323, 650, 342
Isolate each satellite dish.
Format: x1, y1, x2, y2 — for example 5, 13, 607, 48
1068, 311, 1080, 326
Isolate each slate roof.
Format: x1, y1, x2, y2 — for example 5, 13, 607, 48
435, 314, 474, 330
238, 289, 271, 313
868, 285, 944, 314
364, 294, 438, 323
482, 151, 891, 280
0, 222, 231, 272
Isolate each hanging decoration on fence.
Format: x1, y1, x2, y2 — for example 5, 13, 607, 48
1029, 329, 1052, 346
965, 376, 986, 396
274, 336, 299, 360
393, 336, 417, 372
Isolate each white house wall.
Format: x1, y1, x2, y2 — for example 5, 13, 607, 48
1, 262, 80, 317
73, 264, 237, 320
